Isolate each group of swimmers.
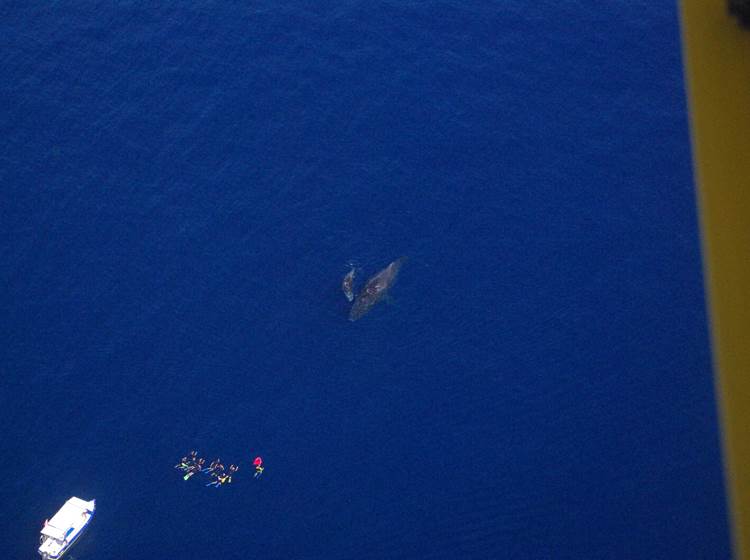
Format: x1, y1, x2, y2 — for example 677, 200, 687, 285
175, 450, 243, 487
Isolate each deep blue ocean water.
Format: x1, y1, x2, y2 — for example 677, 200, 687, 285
1, 2, 731, 558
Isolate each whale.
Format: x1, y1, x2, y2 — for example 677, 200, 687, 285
349, 257, 407, 321
342, 267, 356, 302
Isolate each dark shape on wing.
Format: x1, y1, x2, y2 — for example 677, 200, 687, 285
342, 267, 356, 302
349, 257, 407, 321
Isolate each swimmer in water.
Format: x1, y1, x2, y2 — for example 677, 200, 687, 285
176, 451, 198, 471
183, 458, 205, 480
203, 458, 222, 474
342, 267, 356, 302
206, 473, 230, 487
210, 462, 225, 478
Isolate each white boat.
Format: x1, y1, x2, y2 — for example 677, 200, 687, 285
38, 497, 95, 559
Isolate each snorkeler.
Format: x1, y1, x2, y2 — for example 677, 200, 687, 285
203, 458, 223, 474
206, 473, 231, 487
253, 456, 264, 478
183, 458, 205, 480
175, 451, 199, 471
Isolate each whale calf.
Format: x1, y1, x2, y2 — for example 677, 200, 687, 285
342, 267, 356, 302
349, 257, 407, 321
